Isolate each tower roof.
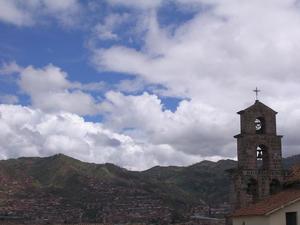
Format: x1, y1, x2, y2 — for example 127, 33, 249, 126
237, 100, 277, 115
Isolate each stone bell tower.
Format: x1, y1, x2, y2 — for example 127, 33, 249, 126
232, 98, 284, 209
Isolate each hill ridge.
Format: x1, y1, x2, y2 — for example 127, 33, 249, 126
0, 153, 298, 224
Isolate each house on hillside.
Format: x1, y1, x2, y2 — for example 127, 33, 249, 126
232, 188, 300, 225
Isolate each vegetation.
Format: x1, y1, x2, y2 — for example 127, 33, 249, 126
0, 153, 299, 221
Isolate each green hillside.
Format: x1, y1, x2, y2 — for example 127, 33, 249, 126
0, 154, 299, 223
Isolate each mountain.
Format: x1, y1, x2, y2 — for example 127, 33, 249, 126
0, 154, 299, 224
142, 159, 237, 206
283, 154, 300, 169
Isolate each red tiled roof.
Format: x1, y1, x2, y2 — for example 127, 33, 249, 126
232, 189, 300, 217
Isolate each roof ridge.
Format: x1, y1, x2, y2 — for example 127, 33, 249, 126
238, 100, 277, 114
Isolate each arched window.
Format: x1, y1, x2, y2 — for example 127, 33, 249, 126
270, 179, 281, 195
255, 117, 265, 134
247, 178, 258, 199
256, 145, 269, 170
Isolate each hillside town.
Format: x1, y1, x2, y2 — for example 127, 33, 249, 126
0, 164, 232, 224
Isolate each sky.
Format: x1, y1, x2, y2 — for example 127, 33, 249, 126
0, 0, 300, 170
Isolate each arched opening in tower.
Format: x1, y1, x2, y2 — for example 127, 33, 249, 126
246, 178, 258, 200
256, 145, 269, 170
255, 117, 265, 134
270, 179, 281, 195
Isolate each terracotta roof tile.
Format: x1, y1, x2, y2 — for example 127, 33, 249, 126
232, 189, 300, 217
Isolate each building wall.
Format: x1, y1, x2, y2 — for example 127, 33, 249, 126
233, 200, 300, 225
233, 216, 269, 225
269, 200, 300, 225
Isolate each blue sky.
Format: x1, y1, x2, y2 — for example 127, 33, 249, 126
0, 1, 192, 115
1, 0, 300, 170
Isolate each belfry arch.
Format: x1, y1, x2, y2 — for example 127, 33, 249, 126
256, 144, 269, 170
255, 117, 265, 134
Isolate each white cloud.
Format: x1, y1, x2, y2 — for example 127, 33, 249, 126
0, 0, 81, 27
0, 104, 204, 170
41, 0, 81, 26
19, 64, 101, 115
0, 61, 22, 75
79, 81, 107, 92
91, 0, 300, 158
115, 78, 146, 93
2, 0, 300, 168
93, 1, 300, 105
93, 13, 130, 41
42, 0, 78, 11
100, 91, 235, 157
18, 64, 71, 95
0, 0, 33, 26
30, 90, 100, 116
0, 63, 101, 116
108, 0, 163, 9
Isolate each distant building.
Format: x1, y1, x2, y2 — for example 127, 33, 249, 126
191, 215, 225, 225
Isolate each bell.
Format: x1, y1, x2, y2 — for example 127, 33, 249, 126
257, 150, 263, 159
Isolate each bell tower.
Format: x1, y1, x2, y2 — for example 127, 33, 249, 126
233, 99, 284, 209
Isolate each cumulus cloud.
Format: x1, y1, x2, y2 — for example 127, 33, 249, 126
91, 0, 300, 158
0, 104, 204, 170
2, 0, 300, 169
93, 0, 300, 105
93, 13, 130, 41
1, 63, 101, 116
0, 0, 33, 26
0, 0, 81, 27
100, 91, 235, 157
0, 61, 22, 74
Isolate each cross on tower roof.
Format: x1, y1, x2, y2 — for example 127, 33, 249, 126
253, 87, 261, 101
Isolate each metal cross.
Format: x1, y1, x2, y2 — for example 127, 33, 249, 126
253, 87, 261, 100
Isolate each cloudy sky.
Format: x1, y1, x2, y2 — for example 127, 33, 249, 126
0, 0, 300, 170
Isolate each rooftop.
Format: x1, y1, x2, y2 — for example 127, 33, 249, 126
237, 100, 277, 115
232, 188, 300, 217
